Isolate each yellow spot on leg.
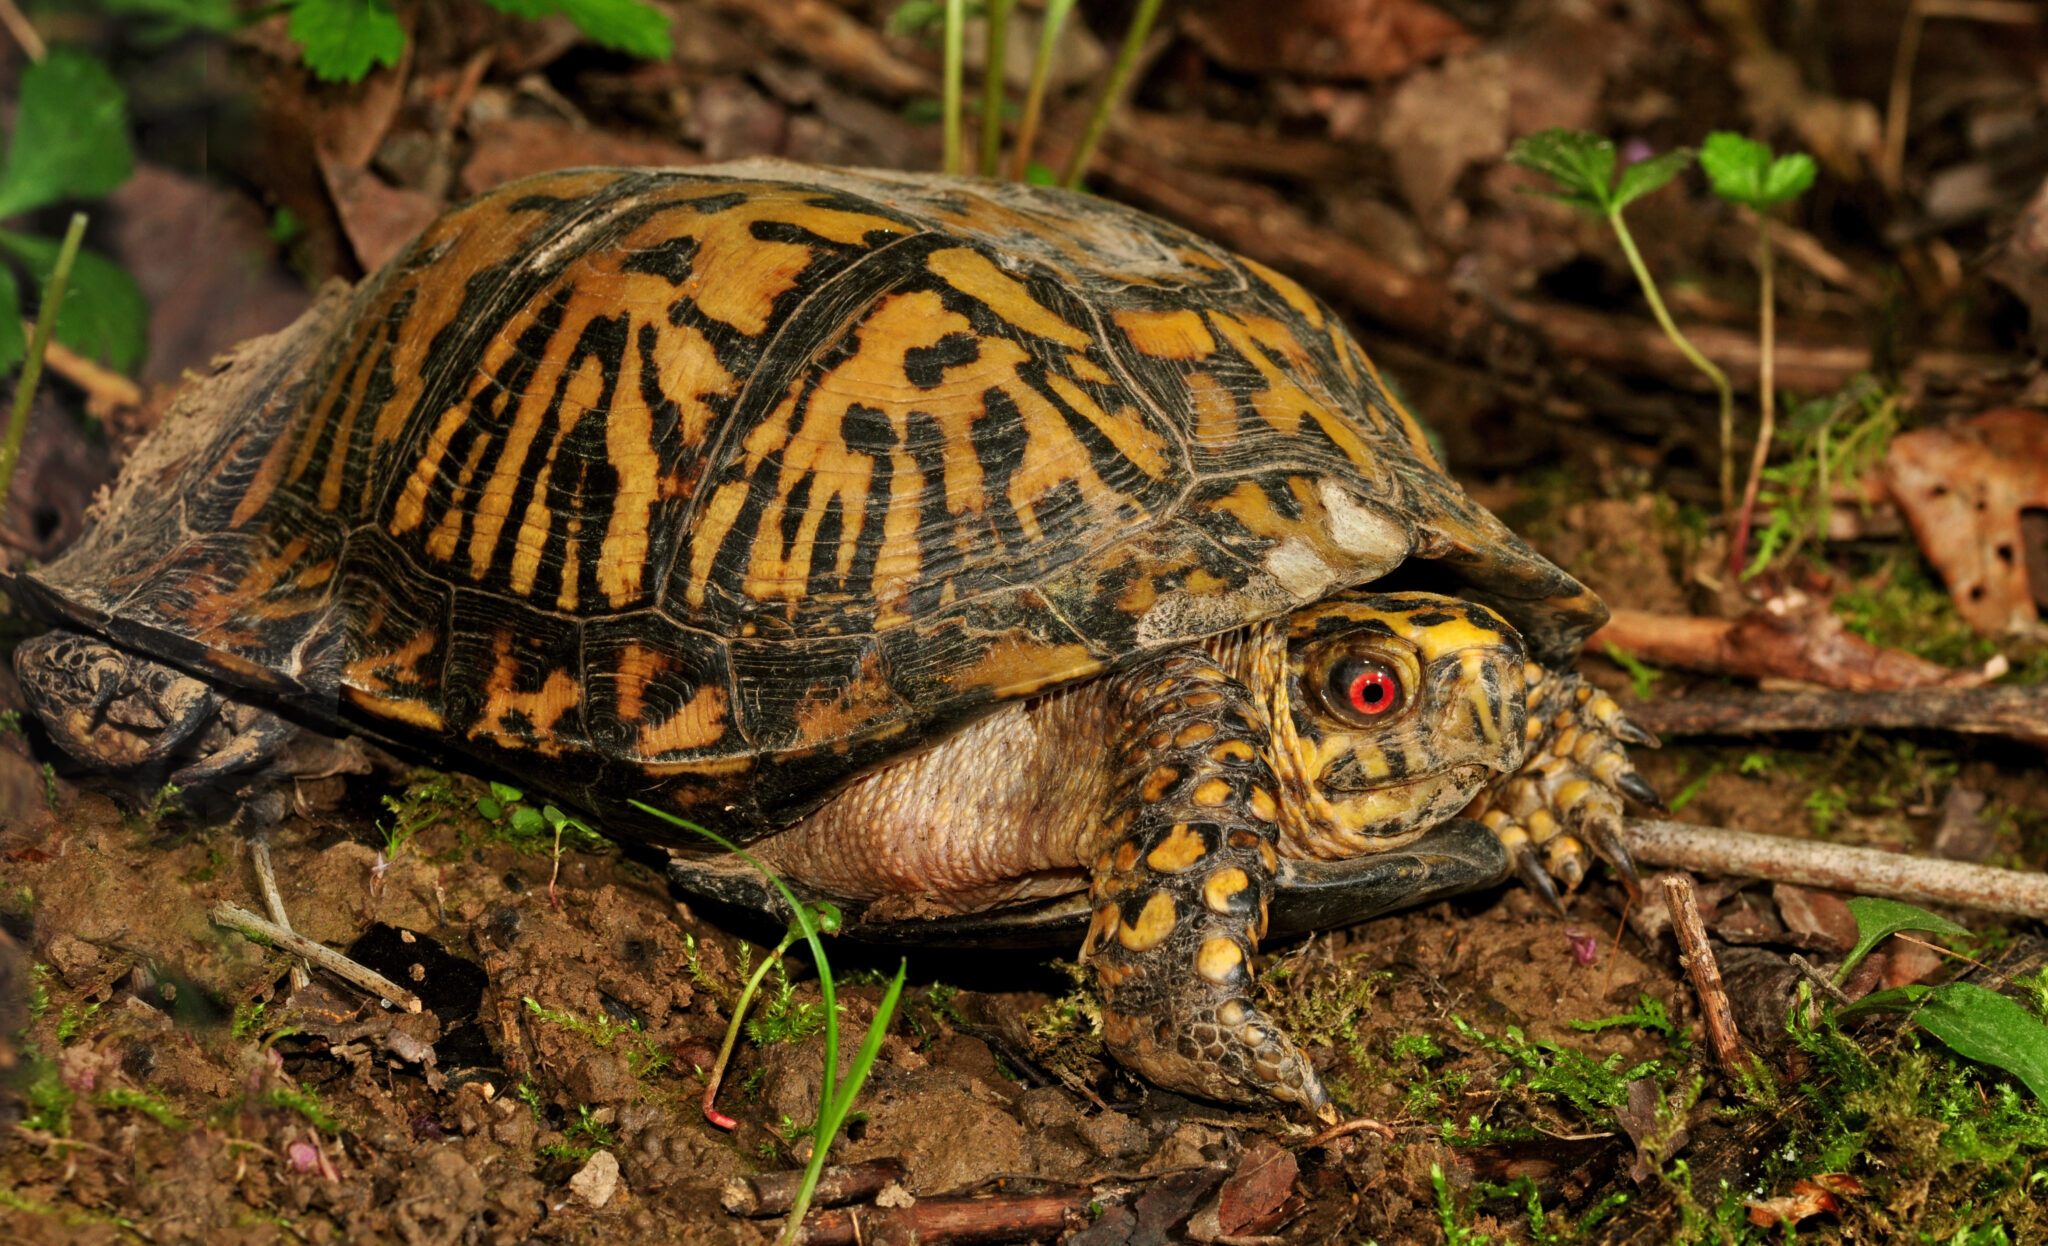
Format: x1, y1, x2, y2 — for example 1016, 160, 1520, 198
1118, 893, 1177, 952
1146, 824, 1208, 873
1196, 937, 1245, 984
1203, 867, 1249, 914
1192, 778, 1232, 807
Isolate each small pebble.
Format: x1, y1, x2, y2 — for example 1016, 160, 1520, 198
570, 1150, 621, 1208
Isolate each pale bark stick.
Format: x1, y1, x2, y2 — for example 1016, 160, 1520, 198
724, 1158, 909, 1217
209, 902, 423, 1012
1624, 819, 2048, 919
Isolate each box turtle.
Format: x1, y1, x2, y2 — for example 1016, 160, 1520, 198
14, 160, 1659, 1111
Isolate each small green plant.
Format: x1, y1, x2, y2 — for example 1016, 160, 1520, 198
1602, 641, 1663, 701
634, 801, 905, 1246
54, 1000, 100, 1043
263, 1084, 339, 1132
27, 964, 50, 1019
1452, 1015, 1674, 1127
270, 0, 670, 83
1700, 131, 1818, 579
1571, 992, 1693, 1057
1508, 129, 1732, 512
521, 996, 670, 1080
95, 1086, 187, 1129
230, 1000, 267, 1041
473, 782, 612, 854
1832, 898, 2048, 1101
538, 1104, 618, 1161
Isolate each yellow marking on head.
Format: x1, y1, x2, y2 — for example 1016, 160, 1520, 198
1241, 257, 1325, 328
1192, 778, 1232, 807
1111, 307, 1216, 359
927, 247, 1091, 348
1409, 614, 1512, 661
1203, 867, 1249, 914
345, 687, 445, 731
1140, 767, 1180, 804
1461, 653, 1500, 747
1118, 893, 1177, 951
1196, 937, 1244, 984
1146, 823, 1207, 873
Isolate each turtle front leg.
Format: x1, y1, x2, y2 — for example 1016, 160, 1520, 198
1466, 663, 1661, 909
1080, 650, 1327, 1112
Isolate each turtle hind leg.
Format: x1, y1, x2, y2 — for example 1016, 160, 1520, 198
1469, 664, 1661, 908
1082, 650, 1327, 1113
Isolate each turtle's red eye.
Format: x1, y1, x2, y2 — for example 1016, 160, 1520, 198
1321, 656, 1406, 725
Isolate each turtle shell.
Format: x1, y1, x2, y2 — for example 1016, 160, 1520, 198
21, 160, 1604, 843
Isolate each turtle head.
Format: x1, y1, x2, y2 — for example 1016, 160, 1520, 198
14, 629, 223, 774
1262, 592, 1529, 859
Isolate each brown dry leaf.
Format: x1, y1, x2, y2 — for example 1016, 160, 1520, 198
1217, 1143, 1298, 1236
1745, 1175, 1860, 1227
319, 153, 444, 273
1614, 1076, 1689, 1184
1883, 409, 2048, 635
1771, 884, 1857, 953
460, 118, 703, 196
1379, 51, 1508, 227
1987, 176, 2048, 353
1181, 0, 1473, 81
1594, 600, 1976, 693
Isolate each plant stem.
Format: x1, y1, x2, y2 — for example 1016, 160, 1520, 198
978, 0, 1013, 177
0, 211, 84, 535
1731, 213, 1777, 579
702, 931, 798, 1131
1060, 0, 1163, 189
1607, 208, 1736, 513
1009, 0, 1075, 181
942, 0, 966, 175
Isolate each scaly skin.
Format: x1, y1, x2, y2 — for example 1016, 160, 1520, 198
1079, 649, 1325, 1110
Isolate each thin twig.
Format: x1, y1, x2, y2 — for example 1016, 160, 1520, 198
24, 324, 143, 413
209, 902, 423, 1013
0, 213, 83, 532
0, 0, 45, 62
1787, 954, 1856, 1007
725, 1158, 909, 1217
1621, 685, 2047, 741
1880, 0, 1926, 194
1623, 818, 2048, 919
250, 835, 312, 993
1729, 211, 1778, 580
1059, 0, 1164, 189
1661, 874, 1759, 1083
1301, 1116, 1395, 1149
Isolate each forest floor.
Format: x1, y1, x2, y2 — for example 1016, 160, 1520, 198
3, 0, 2048, 1242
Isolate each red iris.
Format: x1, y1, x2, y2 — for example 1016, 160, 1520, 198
1348, 669, 1398, 715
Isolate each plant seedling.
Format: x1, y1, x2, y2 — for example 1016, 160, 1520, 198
1699, 131, 1817, 579
283, 0, 670, 83
634, 801, 905, 1246
1832, 897, 2048, 1101
1508, 130, 1736, 512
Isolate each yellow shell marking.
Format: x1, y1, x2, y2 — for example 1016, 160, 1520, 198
925, 247, 1092, 349
1111, 307, 1217, 360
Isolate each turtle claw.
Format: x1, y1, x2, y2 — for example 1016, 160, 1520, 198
1616, 769, 1664, 811
1512, 843, 1568, 916
1582, 813, 1643, 900
1611, 716, 1661, 749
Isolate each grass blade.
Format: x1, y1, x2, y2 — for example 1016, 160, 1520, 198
1008, 0, 1075, 181
978, 0, 1012, 177
1059, 0, 1162, 189
942, 0, 966, 174
0, 211, 85, 532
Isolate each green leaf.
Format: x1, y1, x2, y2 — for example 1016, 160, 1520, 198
479, 0, 557, 15
287, 0, 407, 84
0, 268, 22, 376
489, 781, 524, 803
0, 231, 148, 373
1917, 983, 2048, 1100
1506, 128, 1618, 215
97, 0, 244, 35
474, 798, 503, 820
556, 0, 673, 58
1835, 896, 1969, 985
1701, 131, 1815, 210
1761, 152, 1817, 207
0, 50, 135, 220
509, 805, 547, 836
1610, 149, 1694, 212
887, 0, 945, 36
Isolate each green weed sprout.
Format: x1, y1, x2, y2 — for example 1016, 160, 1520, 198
1010, 0, 1077, 182
1508, 130, 1735, 512
1699, 132, 1816, 580
0, 212, 84, 532
1060, 0, 1163, 189
941, 0, 967, 174
1832, 897, 2048, 1101
977, 0, 1013, 177
284, 0, 670, 84
632, 800, 906, 1246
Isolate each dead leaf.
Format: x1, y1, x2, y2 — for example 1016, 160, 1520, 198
460, 118, 703, 196
318, 153, 444, 274
1772, 884, 1858, 953
1884, 409, 2048, 635
1745, 1174, 1862, 1227
1380, 51, 1508, 227
1614, 1077, 1689, 1184
1217, 1144, 1298, 1236
1182, 0, 1473, 81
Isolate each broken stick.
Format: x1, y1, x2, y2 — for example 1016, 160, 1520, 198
792, 1192, 1087, 1246
208, 902, 423, 1013
1624, 685, 2048, 740
1624, 819, 2048, 919
725, 1158, 909, 1217
1661, 874, 1759, 1084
